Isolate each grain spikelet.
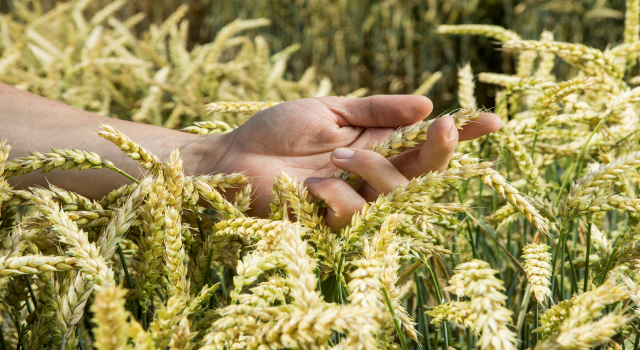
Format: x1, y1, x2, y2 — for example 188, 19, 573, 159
31, 188, 114, 288
535, 31, 556, 79
0, 255, 77, 276
0, 138, 10, 177
437, 25, 520, 42
522, 243, 552, 304
457, 63, 476, 108
543, 314, 628, 350
427, 301, 476, 331
206, 101, 281, 114
97, 124, 161, 172
455, 260, 517, 350
90, 285, 130, 350
532, 77, 596, 123
413, 71, 442, 96
502, 40, 621, 80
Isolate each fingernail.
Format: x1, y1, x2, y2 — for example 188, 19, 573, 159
334, 148, 355, 159
447, 120, 457, 140
305, 177, 322, 184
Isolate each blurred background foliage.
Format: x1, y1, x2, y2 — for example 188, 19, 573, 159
0, 0, 633, 115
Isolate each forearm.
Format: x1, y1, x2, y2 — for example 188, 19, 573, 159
1, 82, 226, 199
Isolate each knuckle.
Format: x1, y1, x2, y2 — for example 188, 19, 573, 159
310, 178, 347, 199
357, 150, 388, 170
325, 178, 348, 193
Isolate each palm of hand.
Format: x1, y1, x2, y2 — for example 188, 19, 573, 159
215, 98, 396, 215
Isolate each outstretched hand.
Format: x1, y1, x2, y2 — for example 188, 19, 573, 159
0, 84, 500, 221
211, 95, 502, 229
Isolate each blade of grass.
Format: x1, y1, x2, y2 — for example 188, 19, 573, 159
397, 261, 423, 286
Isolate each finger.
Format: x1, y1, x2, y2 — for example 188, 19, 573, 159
391, 115, 458, 179
330, 148, 408, 198
305, 177, 366, 230
315, 95, 433, 128
458, 112, 502, 141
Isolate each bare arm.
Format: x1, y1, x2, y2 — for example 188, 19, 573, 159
1, 82, 226, 199
1, 81, 501, 221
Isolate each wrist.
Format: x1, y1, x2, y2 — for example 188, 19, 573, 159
180, 132, 233, 176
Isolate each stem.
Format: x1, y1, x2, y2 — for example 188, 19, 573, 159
334, 252, 346, 304
554, 161, 576, 208
534, 302, 539, 346
466, 211, 526, 273
0, 323, 5, 350
416, 272, 432, 350
504, 148, 512, 182
608, 127, 640, 151
13, 313, 23, 350
25, 299, 33, 314
218, 268, 228, 298
317, 268, 323, 295
553, 117, 607, 207
382, 286, 409, 350
205, 248, 214, 286
550, 227, 567, 300
634, 319, 640, 350
530, 125, 541, 159
194, 207, 216, 309
516, 284, 531, 335
457, 188, 479, 260
493, 160, 499, 211
105, 162, 140, 184
524, 321, 529, 350
477, 136, 491, 217
584, 218, 593, 292
58, 326, 65, 350
423, 261, 442, 303
77, 327, 85, 350
564, 241, 579, 295
117, 246, 135, 289
599, 240, 619, 285
24, 275, 38, 311
210, 288, 220, 308
206, 246, 216, 308
142, 306, 148, 330
494, 91, 508, 111
421, 258, 449, 348
560, 230, 566, 300
192, 206, 204, 252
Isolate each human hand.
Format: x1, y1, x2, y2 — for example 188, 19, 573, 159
206, 95, 501, 227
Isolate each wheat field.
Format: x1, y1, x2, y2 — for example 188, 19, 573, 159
3, 0, 640, 349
